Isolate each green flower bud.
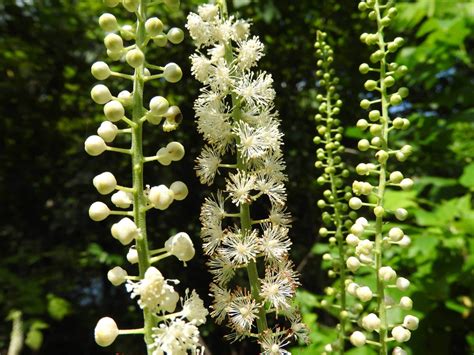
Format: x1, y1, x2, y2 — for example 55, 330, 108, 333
107, 49, 122, 61
375, 150, 389, 163
397, 65, 408, 76
103, 100, 125, 122
145, 17, 164, 36
104, 33, 123, 52
390, 93, 402, 106
104, 0, 120, 6
371, 137, 382, 147
398, 87, 409, 98
384, 75, 395, 87
163, 62, 183, 83
123, 0, 139, 12
380, 16, 391, 26
368, 110, 380, 122
125, 48, 144, 68
389, 171, 404, 183
392, 117, 404, 129
91, 61, 111, 80
370, 124, 382, 136
359, 63, 370, 74
358, 139, 370, 151
120, 25, 135, 41
99, 13, 118, 32
364, 79, 377, 91
370, 50, 384, 63
360, 99, 371, 109
167, 28, 184, 44
374, 206, 384, 217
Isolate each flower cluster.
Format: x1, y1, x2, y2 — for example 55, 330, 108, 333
313, 31, 356, 354
345, 0, 418, 353
87, 0, 207, 353
187, 2, 307, 351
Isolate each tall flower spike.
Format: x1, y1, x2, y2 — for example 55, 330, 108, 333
187, 1, 307, 351
345, 0, 417, 353
314, 31, 356, 354
87, 1, 207, 353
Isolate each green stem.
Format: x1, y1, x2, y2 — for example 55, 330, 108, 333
374, 1, 388, 354
131, 0, 154, 351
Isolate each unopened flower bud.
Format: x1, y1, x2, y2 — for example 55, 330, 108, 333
111, 190, 132, 209
362, 313, 381, 331
94, 317, 119, 347
111, 217, 139, 245
400, 296, 413, 310
145, 17, 164, 36
403, 315, 419, 330
93, 172, 117, 195
149, 185, 174, 210
396, 277, 410, 291
91, 84, 113, 105
374, 206, 385, 217
99, 13, 118, 32
167, 27, 184, 44
358, 139, 370, 151
379, 266, 397, 282
400, 178, 414, 190
91, 61, 111, 80
356, 286, 373, 302
85, 135, 107, 156
156, 148, 172, 166
165, 232, 195, 262
392, 326, 411, 343
104, 100, 125, 122
123, 0, 139, 12
347, 256, 361, 272
346, 234, 360, 246
126, 48, 144, 68
392, 347, 407, 355
149, 96, 169, 116
163, 63, 182, 83
107, 266, 128, 286
127, 247, 138, 264
389, 227, 404, 242
89, 202, 110, 221
398, 235, 411, 247
166, 141, 185, 161
350, 331, 366, 347
104, 33, 123, 52
389, 171, 404, 183
118, 90, 133, 107
170, 181, 188, 201
104, 0, 120, 7
349, 197, 363, 210
97, 121, 118, 143
395, 208, 408, 221
346, 282, 359, 296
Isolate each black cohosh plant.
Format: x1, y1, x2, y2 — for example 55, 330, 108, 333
344, 0, 419, 354
313, 31, 357, 354
86, 0, 207, 353
187, 0, 308, 352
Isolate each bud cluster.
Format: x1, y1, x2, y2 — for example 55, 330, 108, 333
313, 31, 356, 354
345, 1, 418, 354
187, 2, 307, 352
86, 1, 207, 353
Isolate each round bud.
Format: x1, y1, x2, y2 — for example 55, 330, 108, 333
350, 331, 366, 347
123, 0, 139, 12
359, 63, 370, 74
390, 94, 402, 106
120, 24, 135, 41
91, 61, 111, 80
399, 235, 411, 248
346, 256, 361, 272
370, 49, 384, 62
376, 150, 389, 163
149, 96, 169, 116
358, 139, 370, 151
364, 80, 377, 91
97, 121, 118, 143
389, 171, 403, 184
346, 234, 360, 246
164, 105, 183, 123
346, 282, 359, 296
156, 148, 172, 166
91, 84, 112, 105
127, 247, 138, 264
396, 277, 410, 291
356, 286, 373, 302
349, 197, 363, 210
392, 326, 411, 343
393, 347, 407, 355
145, 17, 164, 36
85, 135, 107, 156
166, 141, 185, 161
104, 100, 125, 122
111, 190, 132, 209
379, 266, 397, 282
93, 172, 117, 195
358, 2, 368, 11
107, 266, 127, 286
153, 35, 168, 47
400, 178, 414, 190
118, 90, 133, 107
319, 227, 328, 237
111, 217, 139, 245
350, 223, 364, 237
322, 253, 332, 261
368, 10, 377, 20
163, 62, 182, 83
104, 33, 123, 52
398, 87, 409, 98
89, 202, 110, 221
170, 181, 188, 201
402, 118, 411, 130
360, 99, 371, 110
388, 227, 404, 242
94, 317, 119, 347
149, 185, 174, 210
400, 296, 413, 310
99, 13, 118, 32
362, 313, 381, 331
395, 208, 408, 221
403, 315, 419, 331
104, 0, 120, 6
392, 117, 404, 129
167, 27, 184, 44
374, 206, 385, 217
126, 49, 144, 69
368, 110, 381, 122
356, 163, 369, 175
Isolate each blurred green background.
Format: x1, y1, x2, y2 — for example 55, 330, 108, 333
0, 0, 473, 354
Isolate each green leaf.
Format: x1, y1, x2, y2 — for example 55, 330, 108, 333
25, 329, 43, 351
460, 163, 474, 188
233, 0, 251, 8
47, 294, 71, 321
383, 189, 418, 210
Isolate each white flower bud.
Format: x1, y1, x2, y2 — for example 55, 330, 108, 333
104, 33, 123, 52
350, 331, 366, 347
170, 181, 188, 201
99, 13, 118, 32
89, 202, 110, 221
103, 100, 125, 122
97, 121, 118, 142
392, 347, 407, 355
346, 256, 361, 272
91, 84, 113, 105
355, 217, 369, 227
392, 325, 411, 343
356, 286, 373, 302
111, 190, 132, 209
350, 223, 365, 237
111, 217, 139, 245
389, 171, 404, 183
396, 277, 410, 291
198, 4, 219, 20
163, 62, 182, 83
123, 0, 139, 12
400, 178, 414, 190
145, 17, 163, 36
93, 172, 117, 195
166, 141, 185, 161
149, 185, 174, 210
398, 235, 411, 247
156, 148, 172, 166
356, 239, 373, 255
362, 313, 381, 331
120, 24, 134, 41
349, 197, 363, 210
127, 247, 138, 264
346, 282, 359, 296
165, 232, 195, 262
167, 27, 184, 44
379, 266, 397, 282
403, 315, 419, 330
107, 266, 128, 286
395, 208, 408, 221
91, 61, 111, 80
94, 317, 119, 347
126, 48, 144, 68
346, 234, 360, 246
399, 296, 413, 310
388, 227, 404, 242
85, 135, 107, 156
118, 90, 133, 107
149, 96, 169, 115
359, 253, 373, 264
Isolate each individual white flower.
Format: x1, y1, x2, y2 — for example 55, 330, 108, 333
212, 17, 234, 43
219, 229, 260, 266
160, 284, 180, 313
195, 101, 233, 150
164, 232, 195, 262
190, 53, 213, 83
186, 12, 212, 48
255, 174, 287, 206
195, 145, 222, 186
225, 171, 256, 205
227, 289, 260, 333
207, 43, 226, 62
234, 71, 275, 110
268, 204, 292, 227
181, 289, 208, 326
209, 58, 233, 93
150, 319, 201, 355
259, 330, 291, 355
260, 269, 295, 312
197, 4, 219, 21
209, 283, 233, 324
260, 224, 291, 261
236, 36, 264, 70
207, 254, 236, 287
232, 19, 250, 41
234, 121, 272, 160
201, 222, 226, 255
126, 266, 165, 310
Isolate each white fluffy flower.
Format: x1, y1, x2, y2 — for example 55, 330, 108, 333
126, 267, 165, 310
225, 171, 256, 205
236, 36, 264, 70
181, 289, 209, 326
219, 229, 260, 266
228, 289, 260, 332
234, 72, 275, 109
195, 146, 222, 185
150, 319, 201, 355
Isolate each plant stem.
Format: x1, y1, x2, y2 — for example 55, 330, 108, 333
131, 0, 154, 351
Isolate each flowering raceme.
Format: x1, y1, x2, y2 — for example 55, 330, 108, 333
85, 0, 207, 353
187, 2, 307, 352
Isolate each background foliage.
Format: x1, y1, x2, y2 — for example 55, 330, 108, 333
0, 0, 472, 354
